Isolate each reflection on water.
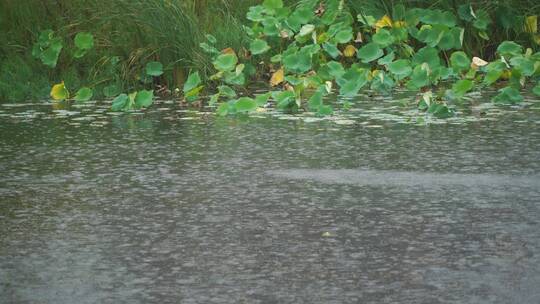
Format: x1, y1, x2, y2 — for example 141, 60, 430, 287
1, 95, 540, 303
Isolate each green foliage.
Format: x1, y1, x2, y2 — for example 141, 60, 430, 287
74, 87, 93, 102
111, 90, 155, 111
145, 61, 164, 77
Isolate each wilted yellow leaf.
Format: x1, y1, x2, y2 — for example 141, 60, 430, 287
525, 15, 538, 34
270, 68, 284, 87
374, 15, 393, 31
471, 56, 488, 69
534, 35, 540, 45
343, 45, 357, 57
354, 32, 363, 43
221, 47, 236, 56
50, 82, 69, 101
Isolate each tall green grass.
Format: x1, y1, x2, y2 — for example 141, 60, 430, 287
0, 0, 262, 101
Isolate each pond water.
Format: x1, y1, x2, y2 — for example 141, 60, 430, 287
1, 92, 540, 303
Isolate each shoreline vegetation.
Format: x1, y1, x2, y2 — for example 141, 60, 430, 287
1, 0, 539, 119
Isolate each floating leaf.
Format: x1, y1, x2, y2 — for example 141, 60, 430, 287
213, 53, 238, 71
270, 68, 284, 86
134, 90, 154, 108
250, 39, 270, 55
334, 29, 353, 44
183, 71, 202, 93
377, 52, 395, 65
263, 0, 283, 10
322, 43, 341, 58
74, 32, 94, 50
497, 41, 523, 57
234, 97, 257, 113
255, 92, 271, 106
372, 29, 394, 48
50, 82, 69, 101
388, 59, 412, 79
357, 43, 384, 63
111, 94, 128, 111
145, 61, 164, 76
218, 85, 237, 98
412, 46, 441, 68
473, 10, 491, 31
103, 85, 120, 98
492, 87, 523, 104
428, 103, 455, 118
74, 87, 93, 102
451, 79, 473, 98
450, 51, 471, 73
298, 24, 316, 37
41, 39, 63, 67
533, 83, 540, 96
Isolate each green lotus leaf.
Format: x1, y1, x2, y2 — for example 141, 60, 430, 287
111, 94, 129, 111
378, 52, 395, 65
326, 61, 345, 78
255, 92, 272, 106
357, 43, 384, 63
250, 39, 270, 55
492, 87, 523, 104
145, 61, 164, 76
322, 43, 341, 58
451, 79, 473, 98
103, 85, 120, 98
235, 97, 258, 112
213, 53, 238, 72
473, 10, 491, 31
183, 71, 202, 93
388, 59, 412, 79
298, 24, 315, 37
74, 87, 93, 102
338, 68, 369, 97
533, 83, 540, 96
334, 29, 353, 44
134, 90, 154, 108
497, 41, 523, 57
412, 46, 441, 68
428, 103, 455, 118
74, 32, 94, 52
458, 4, 475, 22
218, 85, 237, 98
372, 28, 394, 48
406, 64, 430, 89
509, 56, 535, 76
263, 0, 283, 10
450, 51, 471, 72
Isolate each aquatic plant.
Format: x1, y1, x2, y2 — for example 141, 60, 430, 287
193, 0, 540, 118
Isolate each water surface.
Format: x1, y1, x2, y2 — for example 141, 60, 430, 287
1, 95, 540, 303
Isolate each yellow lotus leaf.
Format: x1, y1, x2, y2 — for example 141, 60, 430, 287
393, 21, 407, 28
534, 34, 540, 45
501, 70, 512, 80
343, 45, 357, 57
524, 15, 538, 34
374, 15, 393, 31
270, 68, 284, 87
50, 82, 69, 101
